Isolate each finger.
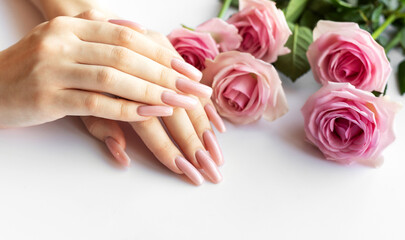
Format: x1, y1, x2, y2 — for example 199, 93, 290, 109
186, 99, 224, 166
65, 64, 198, 109
67, 18, 202, 81
72, 41, 211, 99
58, 89, 172, 121
130, 118, 204, 185
200, 98, 227, 133
81, 116, 130, 166
162, 108, 222, 183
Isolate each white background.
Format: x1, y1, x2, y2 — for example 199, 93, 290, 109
1, 0, 405, 239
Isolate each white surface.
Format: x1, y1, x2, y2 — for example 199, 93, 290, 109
1, 0, 405, 239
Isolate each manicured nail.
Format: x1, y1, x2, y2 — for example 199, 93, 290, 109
176, 78, 212, 98
108, 19, 147, 33
161, 91, 198, 110
204, 104, 226, 133
137, 105, 173, 117
171, 58, 202, 81
195, 150, 222, 184
203, 130, 224, 166
104, 137, 131, 167
175, 156, 204, 185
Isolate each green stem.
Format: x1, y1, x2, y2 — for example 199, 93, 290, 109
372, 14, 397, 39
218, 0, 232, 19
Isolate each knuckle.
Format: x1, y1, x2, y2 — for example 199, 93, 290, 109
153, 46, 170, 62
155, 140, 173, 154
96, 67, 115, 88
193, 113, 209, 127
184, 132, 199, 145
117, 27, 136, 45
119, 102, 131, 120
34, 36, 54, 56
142, 84, 158, 102
84, 95, 100, 114
110, 46, 130, 65
47, 16, 67, 30
158, 67, 173, 86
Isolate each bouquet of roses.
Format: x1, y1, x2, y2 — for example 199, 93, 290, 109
167, 0, 403, 167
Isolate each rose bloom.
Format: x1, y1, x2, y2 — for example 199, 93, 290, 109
227, 0, 291, 63
307, 20, 391, 92
196, 18, 242, 52
302, 82, 400, 166
167, 28, 219, 70
202, 51, 288, 125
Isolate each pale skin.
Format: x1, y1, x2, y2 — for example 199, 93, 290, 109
0, 0, 226, 185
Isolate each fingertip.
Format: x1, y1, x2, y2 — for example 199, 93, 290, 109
105, 137, 131, 167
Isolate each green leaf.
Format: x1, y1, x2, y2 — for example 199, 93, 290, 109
398, 60, 405, 95
274, 24, 313, 81
219, 0, 238, 8
285, 0, 310, 22
299, 10, 321, 29
371, 4, 384, 29
331, 0, 356, 8
372, 90, 383, 97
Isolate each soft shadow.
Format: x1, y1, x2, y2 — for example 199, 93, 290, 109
278, 121, 325, 161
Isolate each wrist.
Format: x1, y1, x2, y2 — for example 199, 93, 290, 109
33, 0, 101, 19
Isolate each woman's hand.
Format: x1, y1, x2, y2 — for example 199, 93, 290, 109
0, 14, 211, 128
80, 16, 226, 185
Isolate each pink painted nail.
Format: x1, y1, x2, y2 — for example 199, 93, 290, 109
137, 106, 173, 117
175, 156, 204, 185
176, 78, 212, 98
203, 130, 224, 166
108, 19, 146, 33
105, 137, 131, 167
195, 150, 222, 184
161, 91, 198, 110
171, 58, 202, 81
204, 104, 226, 133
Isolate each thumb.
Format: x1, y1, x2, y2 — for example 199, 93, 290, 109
81, 116, 131, 167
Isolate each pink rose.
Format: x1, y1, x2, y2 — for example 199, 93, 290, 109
307, 20, 391, 92
202, 51, 288, 125
168, 28, 219, 70
301, 82, 400, 166
196, 18, 242, 52
227, 0, 291, 63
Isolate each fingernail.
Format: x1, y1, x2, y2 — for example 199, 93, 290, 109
204, 104, 226, 133
137, 105, 173, 117
171, 58, 202, 81
105, 137, 131, 167
161, 91, 198, 110
176, 78, 212, 98
195, 150, 222, 184
203, 130, 224, 166
175, 156, 204, 185
108, 19, 147, 33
